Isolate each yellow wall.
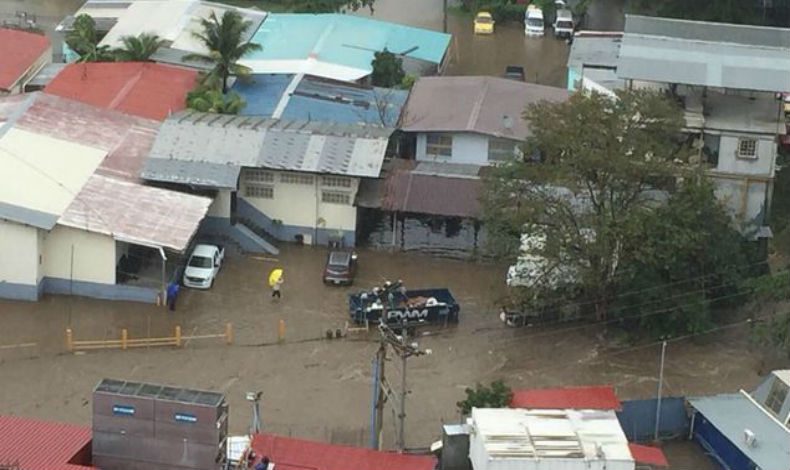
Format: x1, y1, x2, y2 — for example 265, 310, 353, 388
240, 170, 358, 232
0, 218, 39, 285
41, 224, 116, 284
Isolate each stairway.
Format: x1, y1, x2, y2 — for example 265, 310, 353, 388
232, 222, 280, 255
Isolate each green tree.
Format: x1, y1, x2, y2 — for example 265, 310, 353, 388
66, 14, 114, 62
457, 380, 512, 415
186, 85, 246, 114
627, 0, 790, 27
613, 176, 752, 338
482, 90, 686, 320
291, 0, 376, 12
371, 49, 404, 88
113, 33, 165, 61
183, 10, 262, 93
745, 271, 790, 359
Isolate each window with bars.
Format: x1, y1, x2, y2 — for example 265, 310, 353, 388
245, 185, 273, 199
245, 169, 274, 183
321, 191, 351, 205
488, 137, 516, 161
281, 173, 314, 185
765, 380, 788, 417
737, 138, 758, 159
426, 133, 453, 158
321, 176, 352, 188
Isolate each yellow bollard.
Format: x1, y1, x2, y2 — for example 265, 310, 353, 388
174, 325, 181, 348
225, 322, 233, 345
121, 328, 128, 350
277, 318, 285, 344
66, 328, 73, 352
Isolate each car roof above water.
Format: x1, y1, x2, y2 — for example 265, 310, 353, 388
192, 244, 218, 257
329, 251, 351, 266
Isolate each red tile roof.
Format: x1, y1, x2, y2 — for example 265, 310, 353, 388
628, 443, 669, 468
0, 28, 50, 90
0, 415, 95, 470
44, 62, 198, 120
250, 433, 436, 470
510, 385, 621, 410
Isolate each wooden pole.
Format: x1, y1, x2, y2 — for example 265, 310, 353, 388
225, 322, 233, 345
277, 318, 285, 343
66, 328, 73, 352
121, 328, 128, 350
174, 325, 181, 347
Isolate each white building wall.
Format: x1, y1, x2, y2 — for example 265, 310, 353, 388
240, 170, 358, 233
0, 218, 39, 286
716, 134, 776, 177
207, 189, 232, 218
41, 224, 116, 284
416, 132, 490, 165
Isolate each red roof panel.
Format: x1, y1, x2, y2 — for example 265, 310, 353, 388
628, 443, 669, 468
0, 28, 50, 90
250, 433, 436, 470
510, 385, 621, 410
0, 415, 95, 470
381, 162, 482, 218
44, 62, 198, 120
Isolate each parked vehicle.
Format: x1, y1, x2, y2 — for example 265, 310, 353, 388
524, 5, 545, 37
504, 65, 526, 81
182, 244, 224, 289
349, 282, 460, 325
553, 8, 574, 38
474, 11, 495, 34
323, 251, 357, 285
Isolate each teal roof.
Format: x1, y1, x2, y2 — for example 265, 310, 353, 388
247, 14, 451, 72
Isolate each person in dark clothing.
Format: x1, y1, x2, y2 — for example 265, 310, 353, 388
167, 282, 179, 311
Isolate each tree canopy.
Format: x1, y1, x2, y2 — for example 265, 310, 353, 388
457, 380, 512, 415
291, 0, 375, 13
183, 10, 262, 93
482, 90, 754, 337
113, 33, 165, 61
628, 0, 790, 27
371, 49, 405, 88
66, 14, 114, 62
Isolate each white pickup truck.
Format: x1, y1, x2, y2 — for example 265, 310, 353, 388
182, 244, 224, 289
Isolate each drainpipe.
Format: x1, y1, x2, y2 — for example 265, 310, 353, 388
159, 247, 167, 304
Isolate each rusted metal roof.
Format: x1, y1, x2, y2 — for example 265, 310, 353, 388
0, 415, 95, 470
380, 160, 483, 218
401, 76, 571, 139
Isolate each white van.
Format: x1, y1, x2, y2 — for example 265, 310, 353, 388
553, 8, 574, 38
524, 5, 545, 37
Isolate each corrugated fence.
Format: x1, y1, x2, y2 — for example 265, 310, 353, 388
617, 397, 689, 442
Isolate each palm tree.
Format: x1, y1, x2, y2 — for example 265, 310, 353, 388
186, 86, 246, 114
183, 10, 262, 93
66, 14, 114, 62
113, 33, 165, 61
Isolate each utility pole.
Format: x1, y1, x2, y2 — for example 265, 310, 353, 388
653, 341, 667, 442
374, 335, 387, 450
397, 325, 408, 451
443, 0, 448, 33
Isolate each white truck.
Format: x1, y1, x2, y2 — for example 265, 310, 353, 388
182, 244, 224, 289
553, 8, 574, 38
524, 5, 545, 37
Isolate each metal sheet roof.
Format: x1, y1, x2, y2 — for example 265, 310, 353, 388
511, 385, 621, 410
690, 392, 790, 470
240, 13, 451, 81
618, 15, 790, 92
141, 159, 241, 189
687, 91, 787, 134
233, 74, 408, 126
61, 174, 211, 251
567, 32, 622, 70
0, 27, 50, 90
250, 433, 436, 470
94, 378, 225, 406
144, 111, 393, 183
0, 127, 106, 229
0, 415, 95, 470
401, 76, 571, 139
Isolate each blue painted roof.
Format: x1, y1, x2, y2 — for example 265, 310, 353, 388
690, 393, 790, 470
247, 14, 451, 72
233, 74, 408, 127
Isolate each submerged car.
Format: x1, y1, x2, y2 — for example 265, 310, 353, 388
474, 11, 495, 34
183, 244, 224, 289
524, 5, 545, 36
323, 251, 358, 285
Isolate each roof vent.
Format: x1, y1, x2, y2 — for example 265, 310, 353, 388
744, 429, 757, 447
502, 115, 512, 129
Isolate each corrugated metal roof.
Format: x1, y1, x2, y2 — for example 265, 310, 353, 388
689, 392, 790, 470
618, 15, 790, 92
0, 27, 50, 90
510, 385, 621, 410
233, 74, 408, 127
61, 174, 211, 251
380, 161, 482, 218
687, 91, 786, 134
0, 415, 95, 470
144, 111, 393, 183
141, 159, 241, 188
240, 13, 451, 81
567, 32, 622, 70
250, 433, 436, 470
44, 62, 198, 120
401, 76, 570, 139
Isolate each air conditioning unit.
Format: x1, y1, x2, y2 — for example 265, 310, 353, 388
744, 429, 757, 447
